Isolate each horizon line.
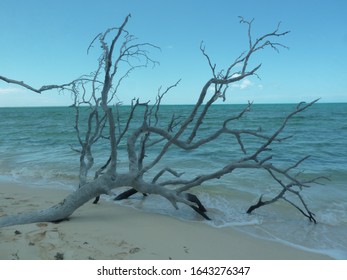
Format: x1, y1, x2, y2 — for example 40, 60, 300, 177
1, 101, 347, 109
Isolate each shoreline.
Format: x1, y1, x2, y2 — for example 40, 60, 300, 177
0, 181, 332, 260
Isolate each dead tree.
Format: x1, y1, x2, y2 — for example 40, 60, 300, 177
0, 15, 325, 228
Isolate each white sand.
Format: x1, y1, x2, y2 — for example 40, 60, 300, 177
0, 181, 331, 260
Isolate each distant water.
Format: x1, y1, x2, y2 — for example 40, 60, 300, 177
1, 103, 346, 259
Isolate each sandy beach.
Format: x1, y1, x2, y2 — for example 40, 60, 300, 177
0, 181, 331, 260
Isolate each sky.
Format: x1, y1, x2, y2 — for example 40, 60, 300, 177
0, 0, 346, 106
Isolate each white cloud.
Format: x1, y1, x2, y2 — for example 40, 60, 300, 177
207, 78, 253, 94
231, 73, 241, 78
208, 84, 215, 93
0, 87, 24, 94
232, 78, 252, 90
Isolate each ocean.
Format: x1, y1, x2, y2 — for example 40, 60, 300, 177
0, 103, 346, 259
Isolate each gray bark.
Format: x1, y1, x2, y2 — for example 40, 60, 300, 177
0, 173, 194, 227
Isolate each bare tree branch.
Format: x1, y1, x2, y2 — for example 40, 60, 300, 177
0, 75, 76, 94
0, 16, 324, 229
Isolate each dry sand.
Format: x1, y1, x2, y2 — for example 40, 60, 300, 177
0, 181, 331, 260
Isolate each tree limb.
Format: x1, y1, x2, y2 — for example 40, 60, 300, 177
0, 75, 76, 94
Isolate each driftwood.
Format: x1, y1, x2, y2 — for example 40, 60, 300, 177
0, 15, 325, 228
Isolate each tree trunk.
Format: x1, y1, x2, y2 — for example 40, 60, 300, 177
0, 174, 117, 227
0, 173, 205, 228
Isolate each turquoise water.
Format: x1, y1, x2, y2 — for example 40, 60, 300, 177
0, 103, 346, 258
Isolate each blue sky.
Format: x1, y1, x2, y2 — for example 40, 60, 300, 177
0, 0, 346, 106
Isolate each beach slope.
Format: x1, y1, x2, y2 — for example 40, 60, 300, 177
0, 181, 330, 260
